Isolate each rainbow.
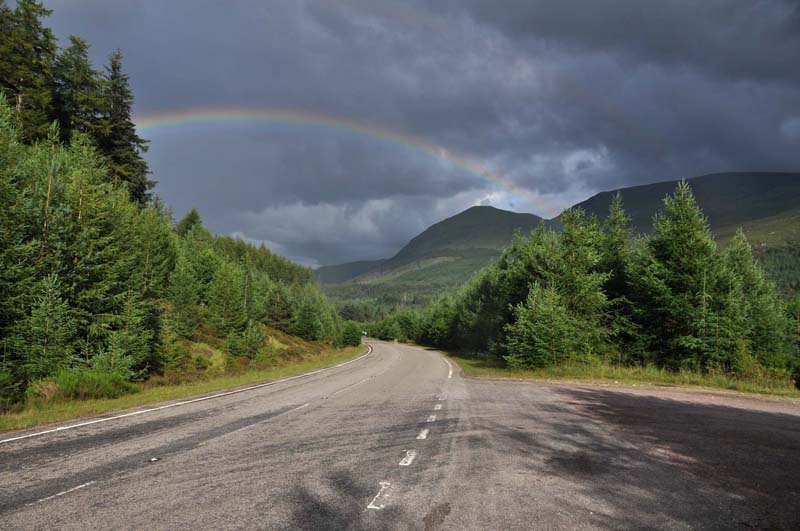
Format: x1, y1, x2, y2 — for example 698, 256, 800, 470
134, 107, 552, 212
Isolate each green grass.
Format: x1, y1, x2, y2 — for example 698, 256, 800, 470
448, 354, 800, 398
0, 345, 366, 433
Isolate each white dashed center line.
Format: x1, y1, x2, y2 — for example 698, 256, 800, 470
434, 404, 442, 411
426, 415, 437, 422
29, 481, 96, 505
367, 481, 391, 510
399, 450, 418, 466
417, 429, 429, 440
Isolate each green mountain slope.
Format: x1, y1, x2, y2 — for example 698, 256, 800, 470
318, 172, 800, 308
314, 259, 385, 284
316, 206, 549, 286
571, 172, 800, 245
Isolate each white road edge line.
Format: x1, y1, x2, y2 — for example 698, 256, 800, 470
1, 344, 373, 445
399, 449, 417, 466
417, 428, 429, 440
444, 358, 453, 379
28, 481, 96, 505
366, 481, 391, 510
434, 404, 442, 411
426, 415, 437, 422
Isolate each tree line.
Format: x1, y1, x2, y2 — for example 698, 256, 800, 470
1, 0, 151, 203
0, 1, 360, 408
370, 182, 800, 385
0, 101, 359, 408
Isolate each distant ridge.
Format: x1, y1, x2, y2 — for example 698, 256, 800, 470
316, 172, 800, 294
316, 206, 549, 285
570, 172, 800, 240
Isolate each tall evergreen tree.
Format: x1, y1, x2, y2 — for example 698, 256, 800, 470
206, 261, 246, 336
53, 35, 104, 142
600, 193, 632, 302
504, 283, 580, 369
167, 251, 200, 338
725, 229, 793, 370
98, 49, 151, 204
264, 282, 295, 332
175, 208, 202, 237
20, 274, 76, 380
291, 296, 324, 341
629, 181, 743, 371
0, 0, 57, 142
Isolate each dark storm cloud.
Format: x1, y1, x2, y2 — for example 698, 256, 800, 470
444, 0, 800, 84
45, 0, 800, 265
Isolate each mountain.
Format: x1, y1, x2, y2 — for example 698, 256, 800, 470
316, 206, 549, 287
318, 172, 800, 306
314, 259, 386, 284
571, 172, 800, 245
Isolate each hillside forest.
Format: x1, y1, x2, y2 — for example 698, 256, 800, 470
0, 1, 361, 410
369, 184, 800, 387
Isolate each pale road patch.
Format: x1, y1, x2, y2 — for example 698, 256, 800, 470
399, 450, 417, 466
434, 404, 442, 410
0, 345, 373, 445
28, 481, 96, 506
417, 429, 429, 440
427, 415, 437, 422
366, 481, 391, 510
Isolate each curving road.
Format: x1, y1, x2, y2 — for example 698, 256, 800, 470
1, 340, 799, 530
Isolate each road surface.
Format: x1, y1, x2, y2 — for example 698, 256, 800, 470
2, 340, 799, 530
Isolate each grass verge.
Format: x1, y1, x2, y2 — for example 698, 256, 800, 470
448, 354, 800, 399
0, 344, 366, 433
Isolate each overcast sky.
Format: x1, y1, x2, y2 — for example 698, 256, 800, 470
45, 0, 800, 266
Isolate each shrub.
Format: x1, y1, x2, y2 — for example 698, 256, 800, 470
26, 370, 139, 403
338, 320, 363, 347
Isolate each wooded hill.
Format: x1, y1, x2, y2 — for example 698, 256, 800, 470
319, 172, 800, 317
368, 183, 800, 388
0, 2, 357, 410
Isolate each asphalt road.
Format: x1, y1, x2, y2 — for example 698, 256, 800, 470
2, 340, 799, 530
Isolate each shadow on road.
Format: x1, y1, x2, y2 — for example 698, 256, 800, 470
483, 386, 800, 530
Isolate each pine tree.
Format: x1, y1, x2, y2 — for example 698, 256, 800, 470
504, 283, 579, 369
264, 282, 295, 332
206, 261, 246, 335
98, 49, 151, 204
167, 251, 200, 338
53, 36, 104, 142
600, 193, 632, 301
725, 229, 792, 370
91, 290, 151, 379
182, 225, 222, 298
131, 205, 177, 298
291, 296, 324, 341
175, 208, 202, 237
629, 181, 742, 371
0, 0, 57, 142
20, 274, 76, 380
